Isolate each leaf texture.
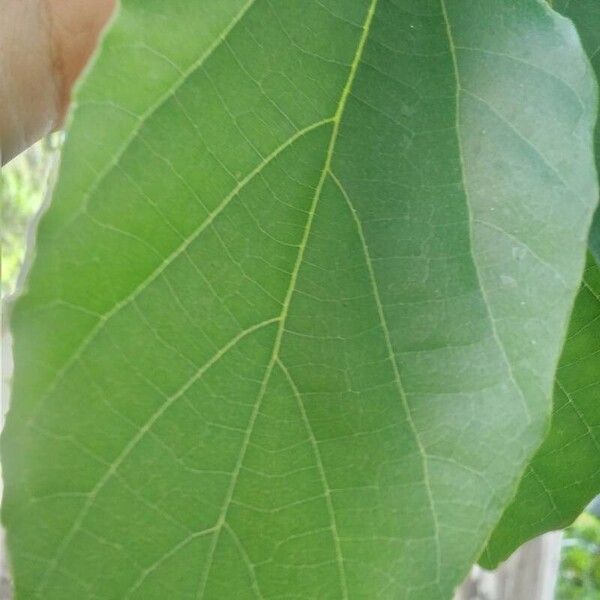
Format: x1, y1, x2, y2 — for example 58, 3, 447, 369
553, 0, 600, 263
481, 0, 600, 568
2, 1, 598, 598
482, 256, 600, 567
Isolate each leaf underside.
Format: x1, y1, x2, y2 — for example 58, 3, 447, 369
554, 0, 600, 263
482, 256, 600, 567
482, 0, 600, 568
2, 1, 598, 599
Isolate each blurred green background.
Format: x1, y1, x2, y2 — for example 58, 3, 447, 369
558, 512, 600, 599
1, 136, 61, 299
1, 142, 599, 600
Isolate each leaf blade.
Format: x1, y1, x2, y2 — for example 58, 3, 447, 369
481, 0, 600, 567
3, 1, 598, 598
482, 256, 600, 567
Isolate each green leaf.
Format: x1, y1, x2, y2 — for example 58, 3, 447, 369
482, 255, 600, 567
2, 1, 598, 598
591, 209, 600, 263
481, 0, 600, 568
554, 0, 600, 263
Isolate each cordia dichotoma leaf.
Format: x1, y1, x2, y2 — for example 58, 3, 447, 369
554, 0, 600, 262
2, 1, 598, 598
482, 255, 600, 567
481, 0, 600, 568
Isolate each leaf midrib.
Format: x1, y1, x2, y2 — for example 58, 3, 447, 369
27, 117, 333, 428
195, 2, 379, 597
34, 1, 379, 596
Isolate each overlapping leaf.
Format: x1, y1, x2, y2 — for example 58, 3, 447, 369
2, 1, 598, 598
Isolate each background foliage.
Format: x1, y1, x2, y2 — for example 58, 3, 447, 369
558, 512, 600, 600
1, 137, 61, 299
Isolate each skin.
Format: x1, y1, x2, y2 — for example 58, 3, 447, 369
0, 0, 116, 165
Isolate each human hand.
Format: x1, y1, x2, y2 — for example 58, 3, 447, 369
0, 0, 116, 164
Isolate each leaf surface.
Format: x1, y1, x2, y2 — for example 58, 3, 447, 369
482, 256, 600, 567
553, 0, 600, 262
2, 1, 598, 598
481, 0, 600, 567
